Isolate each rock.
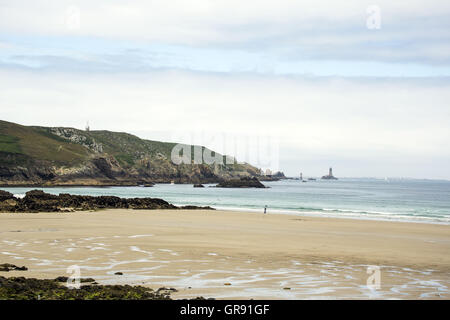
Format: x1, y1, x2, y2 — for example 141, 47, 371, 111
114, 272, 123, 275
137, 181, 154, 187
0, 198, 17, 212
272, 171, 286, 179
0, 189, 217, 213
15, 266, 28, 271
180, 205, 215, 210
0, 276, 176, 300
0, 263, 28, 272
54, 276, 95, 283
193, 184, 204, 188
0, 190, 15, 202
54, 276, 69, 282
24, 190, 58, 200
216, 177, 267, 188
156, 287, 178, 293
1, 190, 183, 212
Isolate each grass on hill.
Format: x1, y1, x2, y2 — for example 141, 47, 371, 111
0, 134, 22, 154
0, 120, 260, 176
0, 120, 89, 165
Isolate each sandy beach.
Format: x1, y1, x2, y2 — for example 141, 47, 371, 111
1, 209, 449, 299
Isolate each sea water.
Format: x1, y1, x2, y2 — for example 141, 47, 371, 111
3, 178, 450, 224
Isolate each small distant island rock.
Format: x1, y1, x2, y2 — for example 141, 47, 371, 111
142, 183, 154, 188
321, 167, 338, 180
216, 177, 267, 188
258, 171, 286, 181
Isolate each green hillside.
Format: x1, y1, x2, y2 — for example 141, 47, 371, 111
0, 121, 88, 165
0, 120, 261, 186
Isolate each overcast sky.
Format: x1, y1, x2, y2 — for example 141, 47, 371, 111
1, 1, 450, 179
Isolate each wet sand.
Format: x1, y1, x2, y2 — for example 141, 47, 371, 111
1, 209, 449, 299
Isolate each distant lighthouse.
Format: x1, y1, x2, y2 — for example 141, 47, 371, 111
321, 167, 337, 180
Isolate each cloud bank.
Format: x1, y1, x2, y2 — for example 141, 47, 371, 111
0, 1, 449, 178
1, 0, 450, 64
1, 69, 449, 178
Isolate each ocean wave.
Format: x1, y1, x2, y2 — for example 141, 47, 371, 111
211, 205, 450, 225
4, 181, 450, 225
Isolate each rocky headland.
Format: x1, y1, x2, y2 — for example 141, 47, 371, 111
0, 120, 263, 187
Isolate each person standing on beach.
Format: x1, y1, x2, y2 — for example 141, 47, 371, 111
264, 205, 267, 214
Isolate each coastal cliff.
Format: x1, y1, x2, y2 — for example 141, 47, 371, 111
0, 120, 262, 186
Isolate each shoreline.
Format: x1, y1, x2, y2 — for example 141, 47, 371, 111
207, 205, 450, 226
3, 180, 450, 225
3, 186, 450, 225
1, 209, 449, 299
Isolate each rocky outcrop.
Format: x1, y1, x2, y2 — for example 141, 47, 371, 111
0, 190, 214, 212
0, 161, 57, 186
0, 264, 28, 272
49, 127, 103, 153
216, 177, 267, 188
0, 190, 216, 212
0, 276, 176, 300
54, 276, 96, 283
0, 190, 14, 202
180, 205, 214, 210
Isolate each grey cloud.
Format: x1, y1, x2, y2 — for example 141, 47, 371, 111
1, 1, 450, 65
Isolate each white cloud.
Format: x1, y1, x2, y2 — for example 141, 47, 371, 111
1, 0, 450, 64
1, 68, 449, 178
1, 1, 450, 178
